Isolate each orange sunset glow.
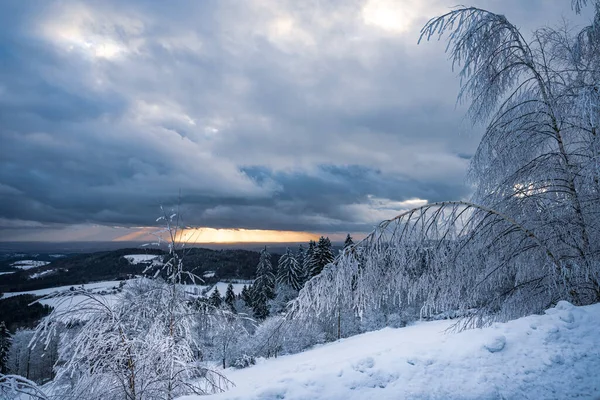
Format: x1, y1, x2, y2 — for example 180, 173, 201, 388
113, 227, 320, 243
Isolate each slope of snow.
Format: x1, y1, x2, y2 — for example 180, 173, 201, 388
0, 271, 15, 276
181, 301, 600, 400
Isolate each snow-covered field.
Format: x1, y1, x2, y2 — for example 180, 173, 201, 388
180, 301, 600, 400
124, 254, 161, 264
10, 260, 50, 270
2, 280, 125, 299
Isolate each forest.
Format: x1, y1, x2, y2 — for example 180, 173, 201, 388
1, 0, 599, 398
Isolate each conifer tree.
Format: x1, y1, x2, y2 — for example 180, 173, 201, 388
241, 285, 253, 308
303, 240, 318, 280
344, 234, 354, 249
224, 283, 236, 312
0, 321, 11, 374
296, 244, 307, 287
296, 245, 305, 270
311, 236, 335, 277
252, 247, 275, 319
210, 287, 223, 308
277, 248, 302, 291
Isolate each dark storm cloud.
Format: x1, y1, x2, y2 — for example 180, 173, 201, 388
0, 0, 584, 239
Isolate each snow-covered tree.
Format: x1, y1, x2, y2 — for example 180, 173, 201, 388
344, 234, 354, 249
277, 248, 303, 291
31, 209, 230, 399
0, 374, 49, 400
290, 1, 600, 332
241, 285, 253, 308
418, 2, 600, 304
302, 241, 318, 282
0, 322, 10, 374
252, 247, 275, 319
225, 283, 236, 312
311, 236, 335, 277
210, 287, 223, 308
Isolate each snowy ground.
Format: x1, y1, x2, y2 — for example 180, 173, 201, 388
181, 301, 600, 400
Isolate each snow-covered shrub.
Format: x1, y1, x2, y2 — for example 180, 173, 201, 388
232, 354, 256, 369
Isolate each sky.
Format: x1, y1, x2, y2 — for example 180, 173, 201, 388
0, 0, 592, 243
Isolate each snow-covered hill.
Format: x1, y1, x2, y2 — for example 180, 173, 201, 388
181, 301, 600, 400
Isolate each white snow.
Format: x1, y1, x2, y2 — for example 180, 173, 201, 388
124, 254, 161, 264
10, 260, 50, 270
0, 271, 15, 276
180, 301, 600, 400
29, 270, 55, 279
203, 271, 216, 278
2, 280, 126, 299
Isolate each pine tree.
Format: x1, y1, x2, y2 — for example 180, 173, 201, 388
241, 285, 253, 307
224, 283, 236, 312
210, 287, 223, 308
311, 236, 335, 277
344, 234, 354, 249
252, 247, 275, 319
296, 244, 305, 270
303, 240, 318, 280
0, 321, 11, 374
296, 244, 307, 287
277, 248, 302, 291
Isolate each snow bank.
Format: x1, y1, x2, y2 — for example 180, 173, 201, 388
180, 301, 600, 400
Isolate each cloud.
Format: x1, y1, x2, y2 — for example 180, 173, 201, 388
0, 0, 583, 240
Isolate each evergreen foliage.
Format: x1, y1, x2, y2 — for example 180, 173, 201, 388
0, 322, 11, 375
344, 234, 354, 249
241, 285, 253, 308
277, 248, 303, 291
210, 287, 223, 308
303, 241, 318, 280
252, 247, 275, 319
311, 237, 335, 277
225, 283, 236, 312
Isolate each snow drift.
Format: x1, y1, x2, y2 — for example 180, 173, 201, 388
181, 301, 600, 400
